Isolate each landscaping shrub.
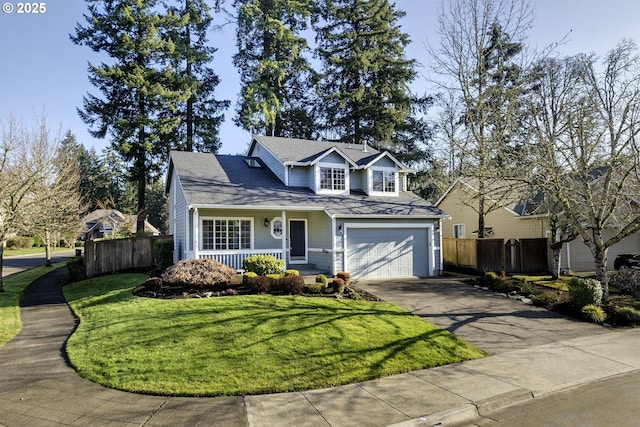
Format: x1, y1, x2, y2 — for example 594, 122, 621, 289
581, 304, 607, 323
242, 255, 285, 275
246, 275, 272, 294
161, 258, 236, 289
65, 256, 86, 283
304, 282, 325, 294
336, 272, 351, 287
284, 269, 300, 276
533, 291, 561, 307
315, 274, 329, 287
568, 277, 603, 308
609, 270, 640, 297
153, 239, 174, 271
243, 271, 258, 285
483, 272, 514, 293
6, 236, 34, 250
280, 275, 305, 295
516, 279, 534, 296
610, 306, 640, 325
332, 277, 346, 294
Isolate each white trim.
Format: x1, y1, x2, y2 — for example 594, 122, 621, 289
200, 216, 254, 251
367, 166, 399, 196
270, 216, 283, 239
315, 163, 350, 195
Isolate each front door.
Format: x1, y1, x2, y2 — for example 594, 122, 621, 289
289, 220, 306, 261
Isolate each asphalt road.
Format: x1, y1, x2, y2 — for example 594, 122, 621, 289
464, 370, 640, 426
1, 249, 76, 278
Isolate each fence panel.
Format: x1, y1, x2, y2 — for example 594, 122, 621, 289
84, 236, 172, 278
519, 238, 549, 273
477, 239, 505, 273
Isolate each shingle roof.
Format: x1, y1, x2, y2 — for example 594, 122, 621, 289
169, 151, 447, 218
251, 135, 383, 166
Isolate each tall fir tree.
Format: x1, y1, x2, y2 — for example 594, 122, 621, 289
233, 0, 317, 137
313, 0, 417, 150
71, 0, 190, 232
164, 0, 230, 152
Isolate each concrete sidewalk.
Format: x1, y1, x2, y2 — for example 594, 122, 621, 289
1, 270, 638, 427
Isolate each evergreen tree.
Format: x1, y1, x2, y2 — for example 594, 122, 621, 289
165, 0, 230, 152
313, 0, 416, 149
71, 0, 191, 232
233, 0, 317, 137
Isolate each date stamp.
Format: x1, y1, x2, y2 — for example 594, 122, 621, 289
2, 2, 47, 14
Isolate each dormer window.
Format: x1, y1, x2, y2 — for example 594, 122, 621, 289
373, 170, 396, 193
320, 167, 346, 191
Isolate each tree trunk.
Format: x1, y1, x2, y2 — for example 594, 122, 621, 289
185, 0, 194, 151
478, 194, 486, 239
551, 247, 561, 280
44, 229, 52, 267
0, 244, 4, 292
594, 248, 609, 303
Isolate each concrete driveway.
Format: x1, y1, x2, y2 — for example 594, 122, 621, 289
356, 276, 609, 355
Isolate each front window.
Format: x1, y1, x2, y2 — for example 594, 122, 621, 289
373, 170, 396, 193
320, 167, 346, 190
202, 219, 251, 250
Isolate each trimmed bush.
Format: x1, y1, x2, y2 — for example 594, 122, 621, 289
612, 306, 640, 324
280, 275, 305, 295
243, 271, 258, 285
65, 256, 86, 283
483, 272, 514, 293
332, 277, 346, 294
568, 278, 603, 308
315, 274, 329, 287
336, 272, 351, 287
304, 282, 326, 294
581, 304, 607, 323
162, 258, 236, 289
533, 291, 561, 307
609, 270, 640, 297
246, 275, 272, 294
242, 255, 285, 276
153, 239, 174, 271
284, 269, 300, 276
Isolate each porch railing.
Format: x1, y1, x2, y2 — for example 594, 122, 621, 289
186, 249, 284, 271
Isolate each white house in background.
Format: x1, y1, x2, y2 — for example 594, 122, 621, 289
165, 135, 449, 280
79, 209, 160, 241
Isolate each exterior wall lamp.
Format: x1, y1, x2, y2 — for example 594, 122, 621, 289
264, 218, 270, 228
338, 224, 343, 235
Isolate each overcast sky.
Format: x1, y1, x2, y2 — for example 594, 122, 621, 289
1, 0, 639, 156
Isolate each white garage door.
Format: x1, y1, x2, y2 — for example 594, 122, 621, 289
346, 228, 429, 279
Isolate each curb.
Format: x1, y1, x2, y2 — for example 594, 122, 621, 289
388, 388, 534, 427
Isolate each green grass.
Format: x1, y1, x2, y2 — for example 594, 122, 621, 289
0, 263, 65, 346
513, 275, 570, 291
64, 274, 486, 396
3, 247, 72, 257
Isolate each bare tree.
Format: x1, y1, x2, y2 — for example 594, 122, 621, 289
532, 41, 640, 301
429, 0, 534, 237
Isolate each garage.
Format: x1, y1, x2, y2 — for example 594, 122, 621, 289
345, 227, 430, 279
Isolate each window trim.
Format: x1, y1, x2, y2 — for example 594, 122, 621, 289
369, 167, 398, 196
270, 217, 283, 239
453, 224, 465, 239
201, 217, 253, 251
316, 163, 349, 194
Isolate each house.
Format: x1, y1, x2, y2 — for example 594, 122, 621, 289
79, 209, 160, 241
166, 135, 449, 280
436, 178, 640, 272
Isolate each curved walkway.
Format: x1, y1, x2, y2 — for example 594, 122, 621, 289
1, 271, 639, 426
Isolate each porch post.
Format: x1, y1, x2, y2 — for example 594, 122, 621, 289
281, 210, 287, 266
193, 208, 199, 259
331, 216, 337, 275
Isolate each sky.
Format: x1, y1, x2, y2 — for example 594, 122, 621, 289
1, 0, 640, 157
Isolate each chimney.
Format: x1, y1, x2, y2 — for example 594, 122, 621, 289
362, 140, 368, 152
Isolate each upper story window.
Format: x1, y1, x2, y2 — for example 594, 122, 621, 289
453, 224, 465, 239
320, 167, 346, 191
372, 169, 397, 194
202, 218, 251, 250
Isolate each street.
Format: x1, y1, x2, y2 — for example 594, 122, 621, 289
465, 370, 640, 427
2, 250, 75, 278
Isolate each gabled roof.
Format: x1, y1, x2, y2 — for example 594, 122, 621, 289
168, 151, 447, 218
249, 135, 395, 167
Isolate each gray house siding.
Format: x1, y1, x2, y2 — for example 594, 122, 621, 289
170, 173, 187, 263
288, 166, 311, 187
252, 143, 286, 184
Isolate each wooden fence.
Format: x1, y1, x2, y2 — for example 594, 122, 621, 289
83, 236, 172, 278
443, 238, 549, 274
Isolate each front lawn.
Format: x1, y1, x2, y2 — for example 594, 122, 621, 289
0, 263, 65, 346
64, 274, 486, 396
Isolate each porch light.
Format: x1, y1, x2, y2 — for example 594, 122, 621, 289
338, 224, 343, 235
264, 218, 270, 228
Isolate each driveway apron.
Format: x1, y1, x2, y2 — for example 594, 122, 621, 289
357, 277, 608, 355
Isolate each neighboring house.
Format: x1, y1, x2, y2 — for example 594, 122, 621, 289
166, 135, 448, 280
79, 209, 160, 241
436, 178, 640, 272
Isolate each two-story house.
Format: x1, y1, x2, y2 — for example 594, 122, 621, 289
166, 135, 448, 280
